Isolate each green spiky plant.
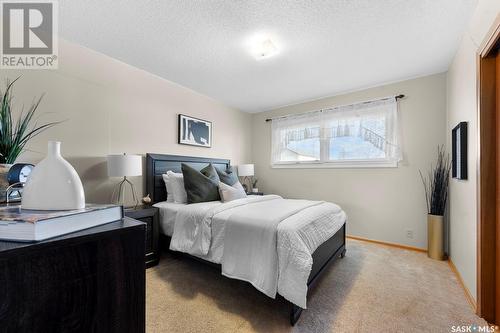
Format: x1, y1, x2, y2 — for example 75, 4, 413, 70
0, 77, 60, 164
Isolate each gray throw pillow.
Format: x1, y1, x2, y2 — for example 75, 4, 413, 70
181, 163, 221, 204
216, 166, 239, 186
218, 181, 247, 202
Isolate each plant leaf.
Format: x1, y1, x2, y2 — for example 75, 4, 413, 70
0, 77, 60, 163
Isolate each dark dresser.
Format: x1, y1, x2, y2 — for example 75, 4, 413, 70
0, 218, 146, 333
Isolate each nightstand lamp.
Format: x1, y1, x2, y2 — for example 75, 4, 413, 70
107, 154, 142, 207
238, 164, 254, 193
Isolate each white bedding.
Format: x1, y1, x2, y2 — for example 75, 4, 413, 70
165, 195, 346, 309
153, 201, 185, 236
154, 200, 227, 263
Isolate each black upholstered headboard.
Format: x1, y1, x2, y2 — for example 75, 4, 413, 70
146, 153, 231, 203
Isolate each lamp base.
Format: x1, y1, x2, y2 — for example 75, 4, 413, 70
240, 176, 253, 194
111, 176, 139, 208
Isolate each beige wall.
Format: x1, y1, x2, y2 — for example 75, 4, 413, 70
2, 39, 253, 205
252, 73, 447, 249
446, 0, 500, 302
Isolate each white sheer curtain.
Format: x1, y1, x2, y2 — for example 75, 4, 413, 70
271, 97, 402, 166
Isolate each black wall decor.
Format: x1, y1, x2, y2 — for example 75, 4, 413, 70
178, 114, 212, 148
452, 122, 468, 180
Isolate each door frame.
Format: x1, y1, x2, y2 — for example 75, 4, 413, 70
477, 14, 500, 324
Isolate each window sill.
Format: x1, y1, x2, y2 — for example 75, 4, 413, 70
271, 160, 398, 169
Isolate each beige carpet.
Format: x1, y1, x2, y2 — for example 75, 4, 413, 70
146, 239, 489, 333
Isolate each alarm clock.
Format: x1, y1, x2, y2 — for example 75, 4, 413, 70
7, 163, 34, 185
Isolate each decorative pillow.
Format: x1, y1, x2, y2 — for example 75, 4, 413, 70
166, 171, 187, 204
181, 163, 221, 204
218, 181, 247, 202
161, 174, 174, 203
215, 166, 239, 186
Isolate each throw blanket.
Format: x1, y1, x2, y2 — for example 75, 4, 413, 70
277, 202, 346, 307
221, 198, 323, 299
169, 195, 346, 308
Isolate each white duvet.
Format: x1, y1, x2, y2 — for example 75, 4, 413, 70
169, 195, 346, 308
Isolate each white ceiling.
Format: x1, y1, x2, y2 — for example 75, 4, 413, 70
59, 0, 477, 113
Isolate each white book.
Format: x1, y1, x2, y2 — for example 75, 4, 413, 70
0, 204, 123, 242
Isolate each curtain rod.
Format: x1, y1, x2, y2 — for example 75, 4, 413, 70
264, 94, 405, 122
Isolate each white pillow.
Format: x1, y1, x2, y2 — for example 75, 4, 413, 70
218, 181, 247, 202
161, 174, 174, 203
166, 171, 188, 204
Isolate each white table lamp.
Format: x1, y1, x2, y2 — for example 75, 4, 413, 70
108, 154, 142, 207
238, 164, 254, 192
238, 164, 254, 177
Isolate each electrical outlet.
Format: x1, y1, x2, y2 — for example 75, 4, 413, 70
406, 230, 414, 239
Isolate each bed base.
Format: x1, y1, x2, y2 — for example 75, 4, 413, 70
159, 223, 346, 326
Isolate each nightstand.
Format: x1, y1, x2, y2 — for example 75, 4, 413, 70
247, 192, 264, 196
124, 205, 159, 268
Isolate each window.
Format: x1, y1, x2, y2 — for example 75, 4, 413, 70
271, 97, 401, 167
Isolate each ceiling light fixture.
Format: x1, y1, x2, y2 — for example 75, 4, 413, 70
250, 37, 279, 60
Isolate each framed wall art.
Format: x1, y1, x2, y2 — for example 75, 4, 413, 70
452, 121, 467, 180
178, 114, 212, 148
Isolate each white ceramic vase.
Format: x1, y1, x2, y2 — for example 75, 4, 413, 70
22, 141, 85, 210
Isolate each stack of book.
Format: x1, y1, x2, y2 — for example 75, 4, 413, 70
0, 204, 123, 242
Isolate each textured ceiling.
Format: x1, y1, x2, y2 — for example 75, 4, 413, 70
59, 0, 477, 112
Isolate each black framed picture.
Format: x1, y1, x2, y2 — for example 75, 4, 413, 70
452, 122, 467, 180
178, 114, 212, 148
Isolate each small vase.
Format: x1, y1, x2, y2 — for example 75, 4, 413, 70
427, 214, 445, 260
22, 141, 85, 210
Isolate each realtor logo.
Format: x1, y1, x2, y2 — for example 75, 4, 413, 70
1, 1, 58, 69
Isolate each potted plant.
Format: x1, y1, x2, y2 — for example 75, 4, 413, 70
0, 77, 60, 196
419, 146, 451, 260
252, 178, 259, 193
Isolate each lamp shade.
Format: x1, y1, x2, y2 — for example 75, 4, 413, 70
238, 164, 254, 177
107, 154, 142, 177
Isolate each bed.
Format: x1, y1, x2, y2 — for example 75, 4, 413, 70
146, 153, 347, 325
